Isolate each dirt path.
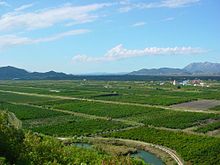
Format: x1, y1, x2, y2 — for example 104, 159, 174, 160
0, 89, 219, 114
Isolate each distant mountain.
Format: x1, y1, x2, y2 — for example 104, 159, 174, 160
129, 62, 220, 76
80, 72, 129, 76
0, 66, 29, 80
0, 66, 71, 80
129, 68, 190, 76
0, 62, 220, 80
30, 71, 69, 79
183, 62, 220, 75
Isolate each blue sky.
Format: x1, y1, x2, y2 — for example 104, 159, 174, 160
0, 0, 219, 74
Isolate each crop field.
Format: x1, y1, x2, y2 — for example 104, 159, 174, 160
194, 121, 220, 133
29, 116, 129, 137
0, 91, 58, 103
0, 102, 64, 120
0, 80, 220, 164
36, 99, 165, 118
171, 99, 220, 110
1, 80, 220, 106
0, 102, 130, 137
32, 99, 220, 129
124, 111, 219, 129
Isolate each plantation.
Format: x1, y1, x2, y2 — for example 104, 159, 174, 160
28, 115, 130, 137
0, 102, 65, 120
125, 110, 220, 129
47, 100, 165, 118
2, 80, 220, 106
0, 91, 57, 103
1, 80, 220, 164
38, 99, 220, 129
195, 121, 220, 133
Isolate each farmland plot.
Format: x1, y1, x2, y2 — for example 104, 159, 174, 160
171, 100, 220, 110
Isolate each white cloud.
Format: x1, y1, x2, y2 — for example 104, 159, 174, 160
119, 0, 200, 12
72, 44, 205, 63
0, 0, 9, 7
0, 3, 110, 31
0, 29, 90, 49
0, 35, 31, 49
14, 3, 34, 12
159, 0, 200, 8
132, 21, 146, 27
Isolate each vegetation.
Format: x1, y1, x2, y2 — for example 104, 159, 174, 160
0, 102, 64, 120
195, 121, 220, 133
37, 100, 220, 129
1, 80, 220, 164
93, 143, 137, 156
0, 111, 145, 165
209, 105, 220, 111
2, 80, 220, 105
29, 116, 130, 137
0, 91, 56, 103
45, 100, 164, 118
125, 110, 219, 129
104, 126, 220, 165
0, 103, 130, 137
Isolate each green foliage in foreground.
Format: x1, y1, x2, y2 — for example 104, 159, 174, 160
0, 157, 7, 165
0, 111, 145, 165
195, 121, 220, 133
104, 126, 220, 165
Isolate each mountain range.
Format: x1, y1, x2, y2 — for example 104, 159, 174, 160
0, 62, 220, 80
129, 62, 220, 76
0, 66, 71, 80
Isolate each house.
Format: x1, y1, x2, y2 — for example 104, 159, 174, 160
179, 80, 190, 86
191, 79, 207, 87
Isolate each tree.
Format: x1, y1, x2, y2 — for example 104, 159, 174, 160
0, 111, 24, 164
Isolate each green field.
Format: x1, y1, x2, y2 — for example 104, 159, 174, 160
1, 80, 220, 105
0, 80, 220, 165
